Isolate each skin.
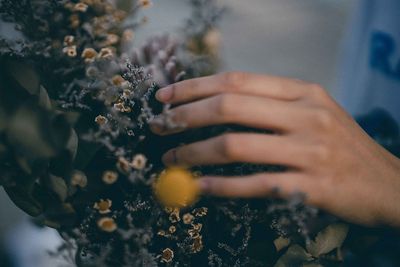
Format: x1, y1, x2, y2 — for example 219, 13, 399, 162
150, 72, 400, 228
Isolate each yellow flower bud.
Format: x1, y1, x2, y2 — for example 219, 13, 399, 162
153, 168, 199, 208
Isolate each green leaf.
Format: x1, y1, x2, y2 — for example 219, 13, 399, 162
274, 245, 312, 267
48, 175, 68, 202
38, 86, 51, 110
7, 105, 56, 158
306, 223, 349, 257
4, 185, 43, 217
6, 62, 40, 95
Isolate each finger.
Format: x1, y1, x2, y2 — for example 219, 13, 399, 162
155, 72, 310, 104
151, 94, 301, 135
162, 133, 309, 168
197, 173, 322, 205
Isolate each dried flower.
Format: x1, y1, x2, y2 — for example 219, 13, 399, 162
82, 48, 98, 63
160, 248, 174, 263
95, 115, 108, 125
203, 28, 221, 54
122, 29, 135, 42
98, 47, 114, 59
94, 199, 112, 214
139, 0, 153, 8
97, 217, 117, 232
69, 14, 80, 28
117, 157, 131, 173
74, 3, 89, 12
131, 154, 147, 170
102, 171, 118, 184
191, 236, 203, 253
168, 225, 176, 234
63, 46, 77, 57
193, 207, 208, 217
111, 75, 125, 86
63, 35, 75, 46
71, 171, 87, 188
182, 213, 194, 224
154, 168, 199, 208
169, 208, 181, 223
105, 33, 119, 46
157, 230, 167, 236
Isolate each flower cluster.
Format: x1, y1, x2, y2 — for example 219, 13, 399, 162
0, 1, 355, 267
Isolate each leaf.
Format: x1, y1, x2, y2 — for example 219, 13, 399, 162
274, 245, 312, 267
7, 62, 40, 95
7, 105, 56, 158
48, 175, 68, 202
4, 185, 43, 217
306, 223, 349, 257
38, 86, 51, 110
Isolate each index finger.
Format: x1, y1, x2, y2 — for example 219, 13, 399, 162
155, 72, 310, 104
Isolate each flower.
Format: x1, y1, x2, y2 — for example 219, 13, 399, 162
131, 154, 147, 170
182, 213, 194, 224
160, 248, 174, 263
105, 33, 119, 46
74, 3, 89, 12
97, 217, 117, 232
169, 208, 180, 223
191, 236, 203, 253
139, 0, 153, 8
94, 199, 112, 214
193, 207, 208, 217
154, 167, 199, 208
117, 157, 131, 173
111, 75, 125, 86
71, 171, 87, 188
95, 115, 108, 125
82, 48, 98, 63
63, 35, 75, 46
63, 46, 77, 57
98, 47, 114, 59
69, 14, 80, 28
122, 29, 135, 42
102, 171, 118, 184
168, 225, 176, 234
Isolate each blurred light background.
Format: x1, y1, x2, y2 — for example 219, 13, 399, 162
0, 0, 354, 266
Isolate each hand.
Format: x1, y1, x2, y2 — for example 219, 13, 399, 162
151, 72, 400, 227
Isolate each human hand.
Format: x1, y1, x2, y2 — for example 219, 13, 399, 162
151, 72, 400, 227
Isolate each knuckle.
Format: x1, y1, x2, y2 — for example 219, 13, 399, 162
219, 133, 241, 160
313, 109, 336, 130
310, 143, 331, 163
221, 71, 246, 89
215, 94, 236, 117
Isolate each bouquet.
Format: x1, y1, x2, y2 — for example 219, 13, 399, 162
0, 1, 373, 266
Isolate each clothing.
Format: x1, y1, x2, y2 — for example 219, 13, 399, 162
335, 0, 400, 125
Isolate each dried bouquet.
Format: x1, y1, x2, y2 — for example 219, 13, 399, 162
1, 0, 386, 266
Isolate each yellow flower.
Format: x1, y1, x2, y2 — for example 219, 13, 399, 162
153, 167, 199, 208
93, 199, 112, 214
102, 171, 118, 184
160, 248, 174, 263
97, 217, 117, 232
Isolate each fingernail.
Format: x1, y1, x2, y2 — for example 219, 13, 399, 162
156, 87, 173, 102
198, 178, 211, 194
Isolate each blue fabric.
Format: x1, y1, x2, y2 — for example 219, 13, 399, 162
335, 0, 400, 125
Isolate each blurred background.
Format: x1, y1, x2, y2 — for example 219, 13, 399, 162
0, 0, 354, 266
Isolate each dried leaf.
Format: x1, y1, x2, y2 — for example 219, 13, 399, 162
49, 175, 68, 202
306, 223, 349, 257
39, 86, 51, 110
274, 245, 312, 267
